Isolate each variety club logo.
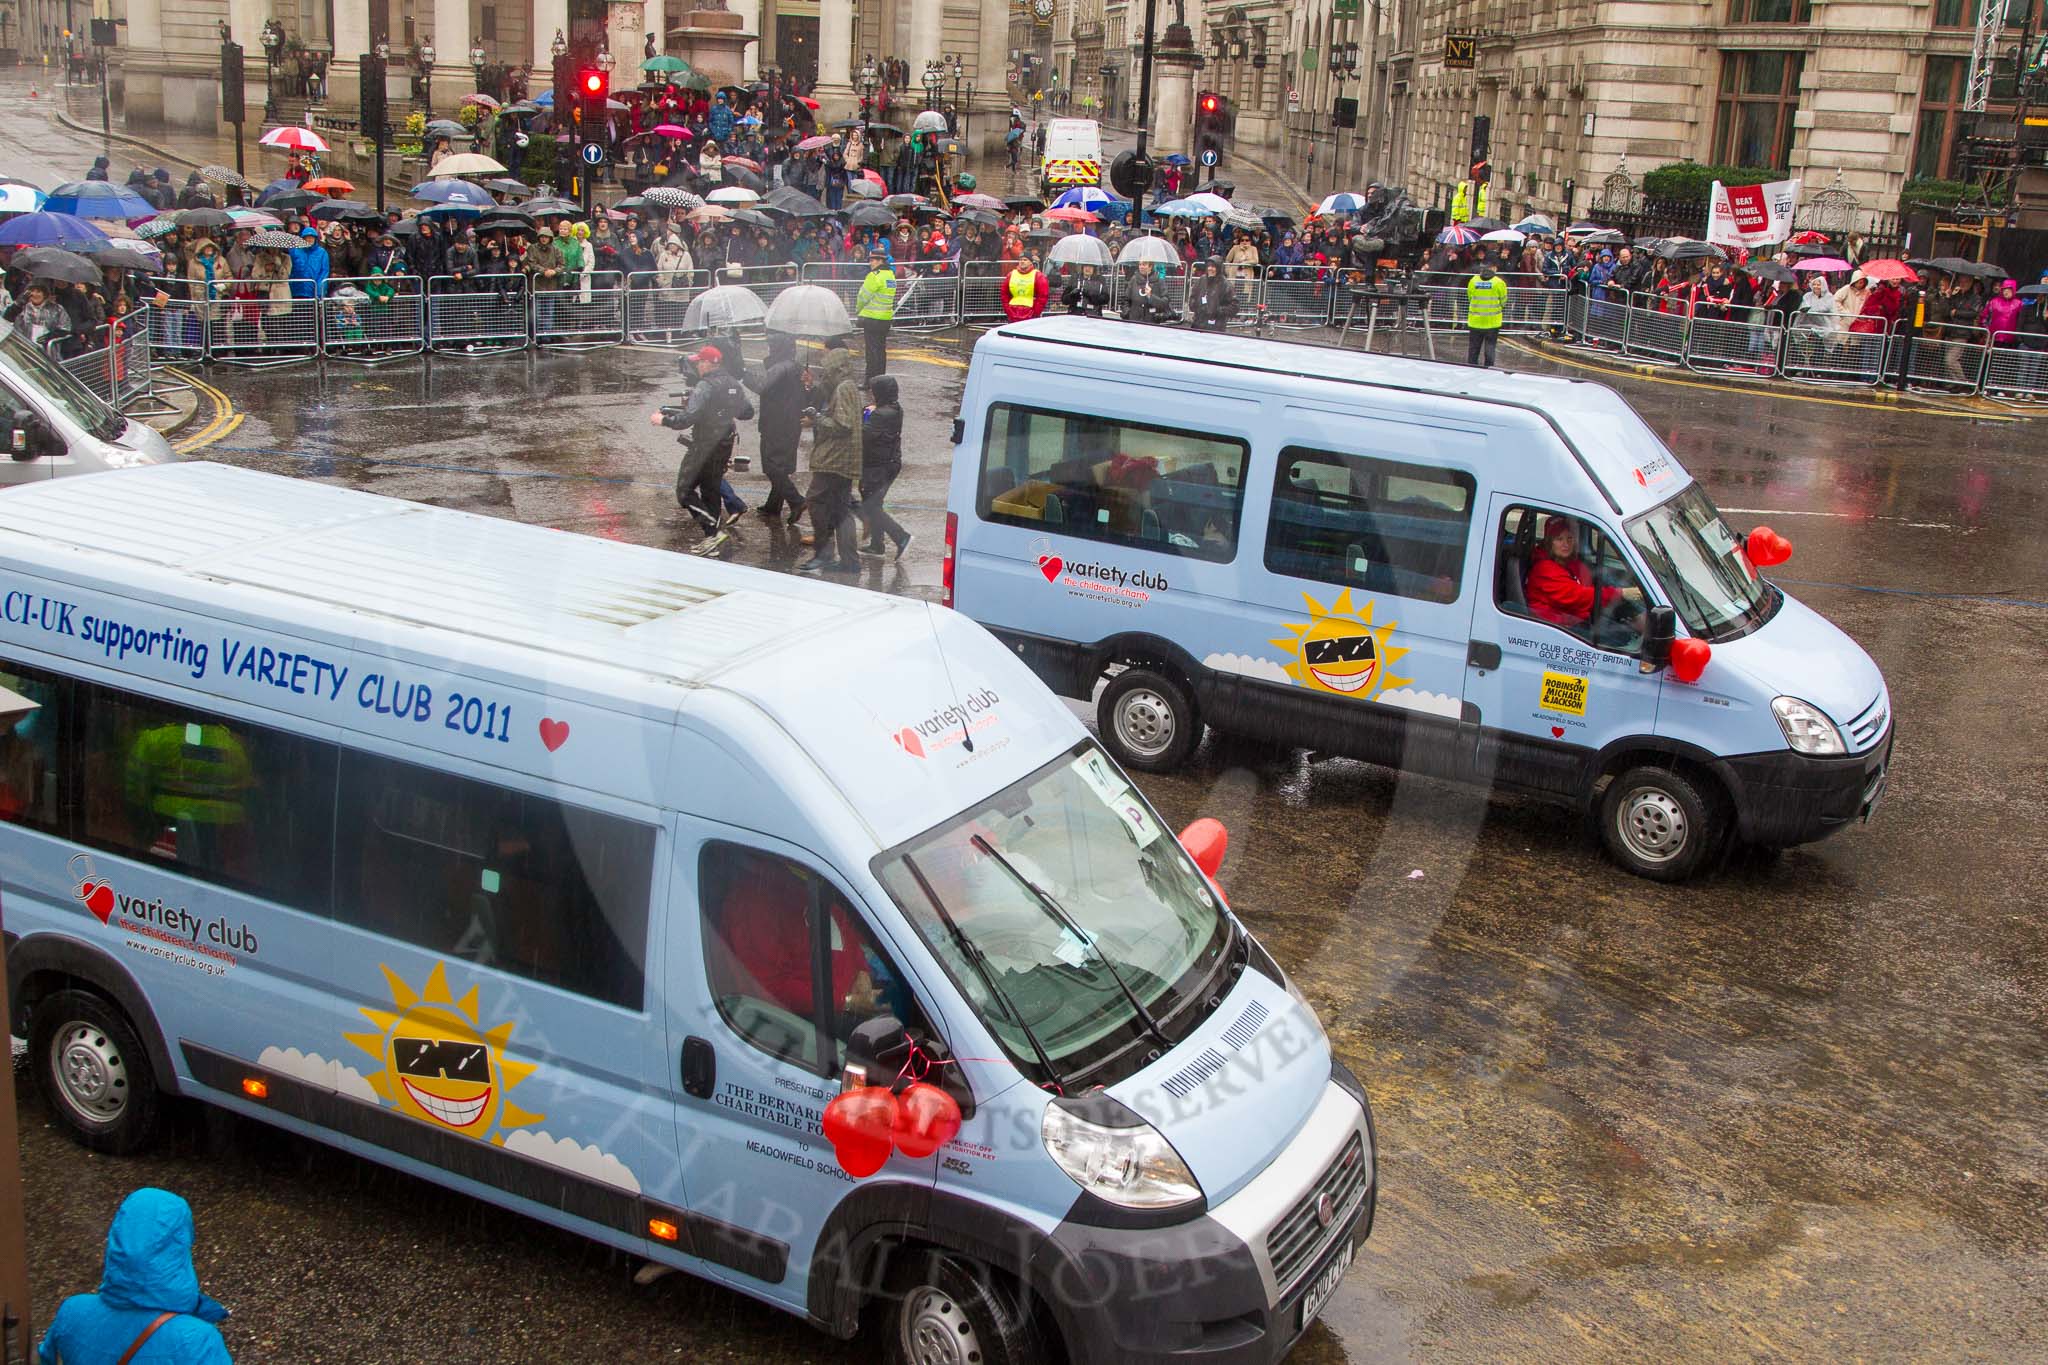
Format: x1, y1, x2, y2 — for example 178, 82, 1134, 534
1272, 590, 1412, 702
1032, 540, 1168, 605
71, 853, 256, 975
893, 688, 1002, 760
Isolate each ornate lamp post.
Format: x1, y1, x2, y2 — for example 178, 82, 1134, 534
260, 19, 284, 121
921, 60, 943, 111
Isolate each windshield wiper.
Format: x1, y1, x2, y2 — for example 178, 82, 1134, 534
901, 852, 1069, 1093
970, 833, 1173, 1052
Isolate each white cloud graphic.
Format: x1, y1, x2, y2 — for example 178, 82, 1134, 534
1376, 687, 1463, 718
257, 1046, 379, 1103
503, 1129, 642, 1194
1204, 652, 1294, 685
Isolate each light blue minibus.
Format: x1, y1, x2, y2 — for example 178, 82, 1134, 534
943, 318, 1893, 880
4, 463, 1372, 1365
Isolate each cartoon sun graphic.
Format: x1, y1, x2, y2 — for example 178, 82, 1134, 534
346, 962, 543, 1142
1273, 589, 1413, 700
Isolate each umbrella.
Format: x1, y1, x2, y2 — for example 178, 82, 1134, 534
954, 192, 1007, 212
1743, 262, 1798, 284
1222, 207, 1263, 231
1786, 241, 1836, 258
687, 205, 733, 225
1043, 206, 1098, 223
1163, 153, 1192, 166
1512, 214, 1557, 236
957, 209, 1002, 227
484, 178, 533, 196
198, 165, 253, 190
847, 203, 897, 230
1435, 223, 1480, 245
414, 179, 496, 207
1316, 192, 1367, 216
2019, 284, 2048, 297
721, 166, 768, 192
0, 183, 47, 213
43, 182, 155, 218
1480, 228, 1525, 243
1856, 258, 1917, 282
462, 93, 501, 110
1657, 238, 1726, 261
301, 176, 356, 196
423, 120, 468, 140
225, 208, 284, 229
913, 110, 949, 133
430, 152, 508, 176
259, 126, 329, 152
1047, 234, 1113, 269
644, 186, 705, 210
796, 134, 835, 151
1955, 259, 2010, 280
884, 193, 929, 210
520, 197, 583, 217
502, 101, 542, 117
1153, 199, 1215, 218
653, 123, 691, 138
91, 241, 163, 271
1052, 186, 1116, 211
1790, 229, 1831, 246
1913, 255, 1978, 275
830, 118, 866, 130
867, 123, 908, 137
861, 169, 889, 188
764, 283, 852, 337
475, 211, 536, 235
731, 208, 775, 228
16, 247, 105, 286
1117, 236, 1180, 268
1791, 257, 1851, 272
324, 202, 386, 225
1576, 228, 1626, 247
721, 156, 765, 173
132, 217, 180, 241
386, 218, 420, 237
1180, 191, 1234, 214
706, 185, 760, 205
260, 188, 325, 215
684, 285, 769, 331
793, 96, 820, 111
1464, 216, 1506, 232
844, 179, 885, 200
763, 188, 831, 217
0, 212, 111, 251
615, 196, 650, 213
643, 54, 688, 74
246, 230, 305, 250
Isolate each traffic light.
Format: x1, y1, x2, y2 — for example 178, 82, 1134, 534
1193, 91, 1232, 169
220, 40, 245, 126
578, 66, 608, 123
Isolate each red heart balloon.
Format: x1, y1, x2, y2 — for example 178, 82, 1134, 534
823, 1087, 899, 1178
1746, 526, 1792, 568
890, 1082, 963, 1159
1669, 637, 1712, 684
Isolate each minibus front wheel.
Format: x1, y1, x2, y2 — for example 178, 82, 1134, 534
1099, 668, 1200, 773
30, 989, 165, 1155
1598, 763, 1729, 882
882, 1250, 1047, 1365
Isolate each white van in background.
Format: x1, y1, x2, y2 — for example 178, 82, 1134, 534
0, 320, 175, 484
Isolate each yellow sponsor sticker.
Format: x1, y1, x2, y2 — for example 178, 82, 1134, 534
1539, 670, 1589, 715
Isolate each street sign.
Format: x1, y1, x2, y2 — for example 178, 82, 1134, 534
1200, 147, 1219, 167
580, 141, 607, 167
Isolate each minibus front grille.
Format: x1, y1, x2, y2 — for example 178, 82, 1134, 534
1267, 1132, 1367, 1294
1847, 695, 1889, 751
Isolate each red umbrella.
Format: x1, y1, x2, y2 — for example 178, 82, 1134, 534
1857, 258, 1919, 283
860, 169, 887, 187
1790, 229, 1829, 245
794, 96, 821, 110
721, 156, 764, 173
796, 134, 834, 151
1043, 206, 1098, 223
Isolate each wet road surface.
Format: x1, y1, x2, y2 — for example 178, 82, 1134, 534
16, 299, 2048, 1360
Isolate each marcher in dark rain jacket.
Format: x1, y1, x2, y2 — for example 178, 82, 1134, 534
1060, 263, 1110, 317
37, 1187, 233, 1365
744, 331, 808, 519
1186, 258, 1237, 331
858, 373, 910, 558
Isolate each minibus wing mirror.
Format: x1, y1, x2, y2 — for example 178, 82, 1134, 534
1178, 817, 1229, 880
9, 418, 52, 461
843, 1014, 975, 1116
1644, 606, 1677, 667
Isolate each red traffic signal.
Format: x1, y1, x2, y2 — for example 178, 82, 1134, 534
579, 68, 608, 100
1198, 92, 1220, 114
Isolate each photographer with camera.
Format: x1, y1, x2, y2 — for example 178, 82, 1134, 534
652, 345, 754, 555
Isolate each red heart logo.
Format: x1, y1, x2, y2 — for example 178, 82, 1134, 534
1550, 726, 1565, 739
890, 1081, 963, 1159
80, 882, 114, 924
538, 718, 570, 752
823, 1087, 900, 1178
895, 727, 925, 758
1036, 554, 1064, 583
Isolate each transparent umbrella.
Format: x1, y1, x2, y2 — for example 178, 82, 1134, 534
765, 283, 853, 337
1046, 234, 1112, 269
1116, 235, 1180, 268
684, 285, 769, 331
912, 110, 948, 133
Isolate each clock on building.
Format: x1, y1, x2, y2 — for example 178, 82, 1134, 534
1034, 0, 1055, 23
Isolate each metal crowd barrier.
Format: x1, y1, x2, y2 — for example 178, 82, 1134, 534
323, 275, 426, 364
891, 263, 962, 331
1682, 311, 1781, 378
959, 262, 1010, 322
1621, 293, 1687, 365
1780, 322, 1889, 386
1894, 323, 1989, 393
1981, 341, 2048, 402
625, 269, 701, 344
1570, 290, 1629, 350
536, 270, 626, 350
429, 273, 530, 353
1261, 266, 1336, 328
145, 277, 210, 360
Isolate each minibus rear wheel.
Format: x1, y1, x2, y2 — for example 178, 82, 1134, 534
30, 989, 164, 1155
1099, 668, 1199, 773
883, 1250, 1047, 1365
1599, 764, 1727, 881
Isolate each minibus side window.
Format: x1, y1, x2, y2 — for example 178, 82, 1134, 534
332, 751, 653, 1010
1496, 505, 1649, 652
1265, 445, 1475, 604
975, 402, 1248, 563
77, 682, 336, 915
0, 665, 65, 833
698, 843, 930, 1078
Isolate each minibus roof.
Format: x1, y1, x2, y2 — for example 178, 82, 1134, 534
981, 317, 1693, 518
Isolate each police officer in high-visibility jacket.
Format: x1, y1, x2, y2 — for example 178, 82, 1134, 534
1449, 174, 1489, 224
1465, 261, 1509, 368
855, 247, 897, 381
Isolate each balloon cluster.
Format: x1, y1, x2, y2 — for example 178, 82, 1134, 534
822, 1081, 962, 1178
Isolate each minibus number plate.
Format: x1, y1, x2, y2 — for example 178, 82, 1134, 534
1298, 1238, 1354, 1330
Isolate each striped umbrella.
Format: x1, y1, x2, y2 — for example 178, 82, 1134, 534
259, 125, 329, 152
1435, 223, 1481, 246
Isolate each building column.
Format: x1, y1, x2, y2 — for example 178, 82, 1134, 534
429, 0, 472, 115
814, 0, 854, 119
971, 0, 1008, 160
907, 0, 938, 86
328, 0, 371, 112
534, 0, 569, 88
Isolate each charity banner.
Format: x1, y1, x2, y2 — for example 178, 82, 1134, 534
1706, 178, 1802, 249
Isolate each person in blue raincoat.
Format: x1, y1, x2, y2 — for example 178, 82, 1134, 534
38, 1187, 233, 1364
708, 92, 735, 146
287, 225, 330, 300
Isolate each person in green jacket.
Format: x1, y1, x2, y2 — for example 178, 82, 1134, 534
854, 247, 897, 381
1465, 261, 1509, 368
799, 339, 865, 574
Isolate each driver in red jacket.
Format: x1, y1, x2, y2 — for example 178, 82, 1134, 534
1526, 515, 1640, 631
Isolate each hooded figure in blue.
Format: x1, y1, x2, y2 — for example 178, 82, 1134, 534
39, 1188, 232, 1364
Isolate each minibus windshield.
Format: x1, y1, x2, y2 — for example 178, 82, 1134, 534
0, 328, 126, 442
1627, 484, 1779, 641
876, 742, 1235, 1085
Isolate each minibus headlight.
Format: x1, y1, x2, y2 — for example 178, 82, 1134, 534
1771, 696, 1846, 756
1041, 1101, 1203, 1209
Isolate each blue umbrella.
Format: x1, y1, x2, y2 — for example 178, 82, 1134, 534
0, 181, 47, 214
1316, 192, 1367, 216
420, 204, 484, 220
1152, 198, 1215, 218
413, 178, 496, 207
1052, 186, 1117, 211
1162, 153, 1192, 166
253, 178, 299, 205
533, 89, 555, 107
43, 181, 155, 219
0, 211, 112, 251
